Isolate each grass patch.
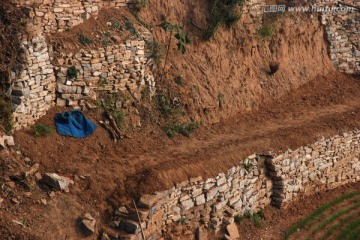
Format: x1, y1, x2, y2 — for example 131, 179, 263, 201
245, 210, 264, 228
234, 214, 244, 224
204, 0, 245, 40
258, 12, 283, 39
285, 192, 360, 240
34, 124, 53, 138
66, 66, 79, 80
79, 34, 93, 45
111, 109, 126, 131
165, 121, 199, 138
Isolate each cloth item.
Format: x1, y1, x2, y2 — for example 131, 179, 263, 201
55, 110, 96, 138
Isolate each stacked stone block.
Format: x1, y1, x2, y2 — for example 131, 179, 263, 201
11, 34, 56, 129
54, 40, 154, 107
267, 130, 360, 207
11, 0, 135, 33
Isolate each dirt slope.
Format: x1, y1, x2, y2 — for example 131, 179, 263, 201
138, 0, 335, 124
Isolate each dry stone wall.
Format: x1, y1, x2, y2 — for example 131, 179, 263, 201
268, 130, 360, 207
319, 1, 360, 74
11, 34, 56, 129
11, 0, 135, 33
114, 130, 360, 238
54, 40, 155, 108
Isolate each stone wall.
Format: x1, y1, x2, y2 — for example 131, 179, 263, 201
11, 0, 135, 33
54, 40, 154, 108
113, 130, 360, 238
267, 130, 360, 207
11, 34, 56, 129
319, 1, 360, 74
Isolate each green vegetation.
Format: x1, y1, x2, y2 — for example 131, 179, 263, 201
148, 40, 164, 64
165, 121, 199, 138
34, 124, 53, 138
101, 93, 127, 131
242, 161, 254, 172
258, 25, 274, 38
285, 191, 360, 240
234, 214, 243, 224
111, 109, 126, 131
175, 76, 184, 85
158, 17, 190, 77
66, 66, 79, 80
258, 12, 283, 38
204, 0, 245, 40
79, 34, 93, 45
244, 210, 265, 228
156, 94, 179, 118
124, 17, 139, 37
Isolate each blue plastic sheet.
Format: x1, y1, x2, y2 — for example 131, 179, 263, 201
55, 110, 96, 138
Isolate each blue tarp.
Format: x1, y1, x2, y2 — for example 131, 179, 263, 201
55, 110, 96, 138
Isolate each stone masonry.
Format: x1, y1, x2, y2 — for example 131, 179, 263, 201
11, 0, 135, 33
114, 130, 359, 238
11, 34, 56, 129
54, 40, 155, 108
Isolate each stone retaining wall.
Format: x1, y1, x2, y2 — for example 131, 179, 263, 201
319, 0, 360, 74
54, 40, 154, 108
115, 130, 360, 239
11, 0, 135, 33
268, 130, 360, 207
11, 34, 56, 129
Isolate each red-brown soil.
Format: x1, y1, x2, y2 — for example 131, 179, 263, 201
4, 71, 358, 238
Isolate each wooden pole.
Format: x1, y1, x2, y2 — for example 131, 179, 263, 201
133, 199, 146, 240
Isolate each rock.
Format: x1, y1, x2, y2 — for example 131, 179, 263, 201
3, 136, 14, 146
226, 223, 240, 239
119, 220, 141, 234
79, 213, 96, 236
196, 227, 208, 240
42, 173, 70, 190
101, 232, 111, 240
0, 137, 5, 150
138, 194, 160, 208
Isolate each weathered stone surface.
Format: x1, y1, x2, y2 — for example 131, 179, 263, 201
42, 173, 69, 190
226, 223, 240, 239
138, 194, 161, 209
79, 213, 96, 236
120, 220, 141, 234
